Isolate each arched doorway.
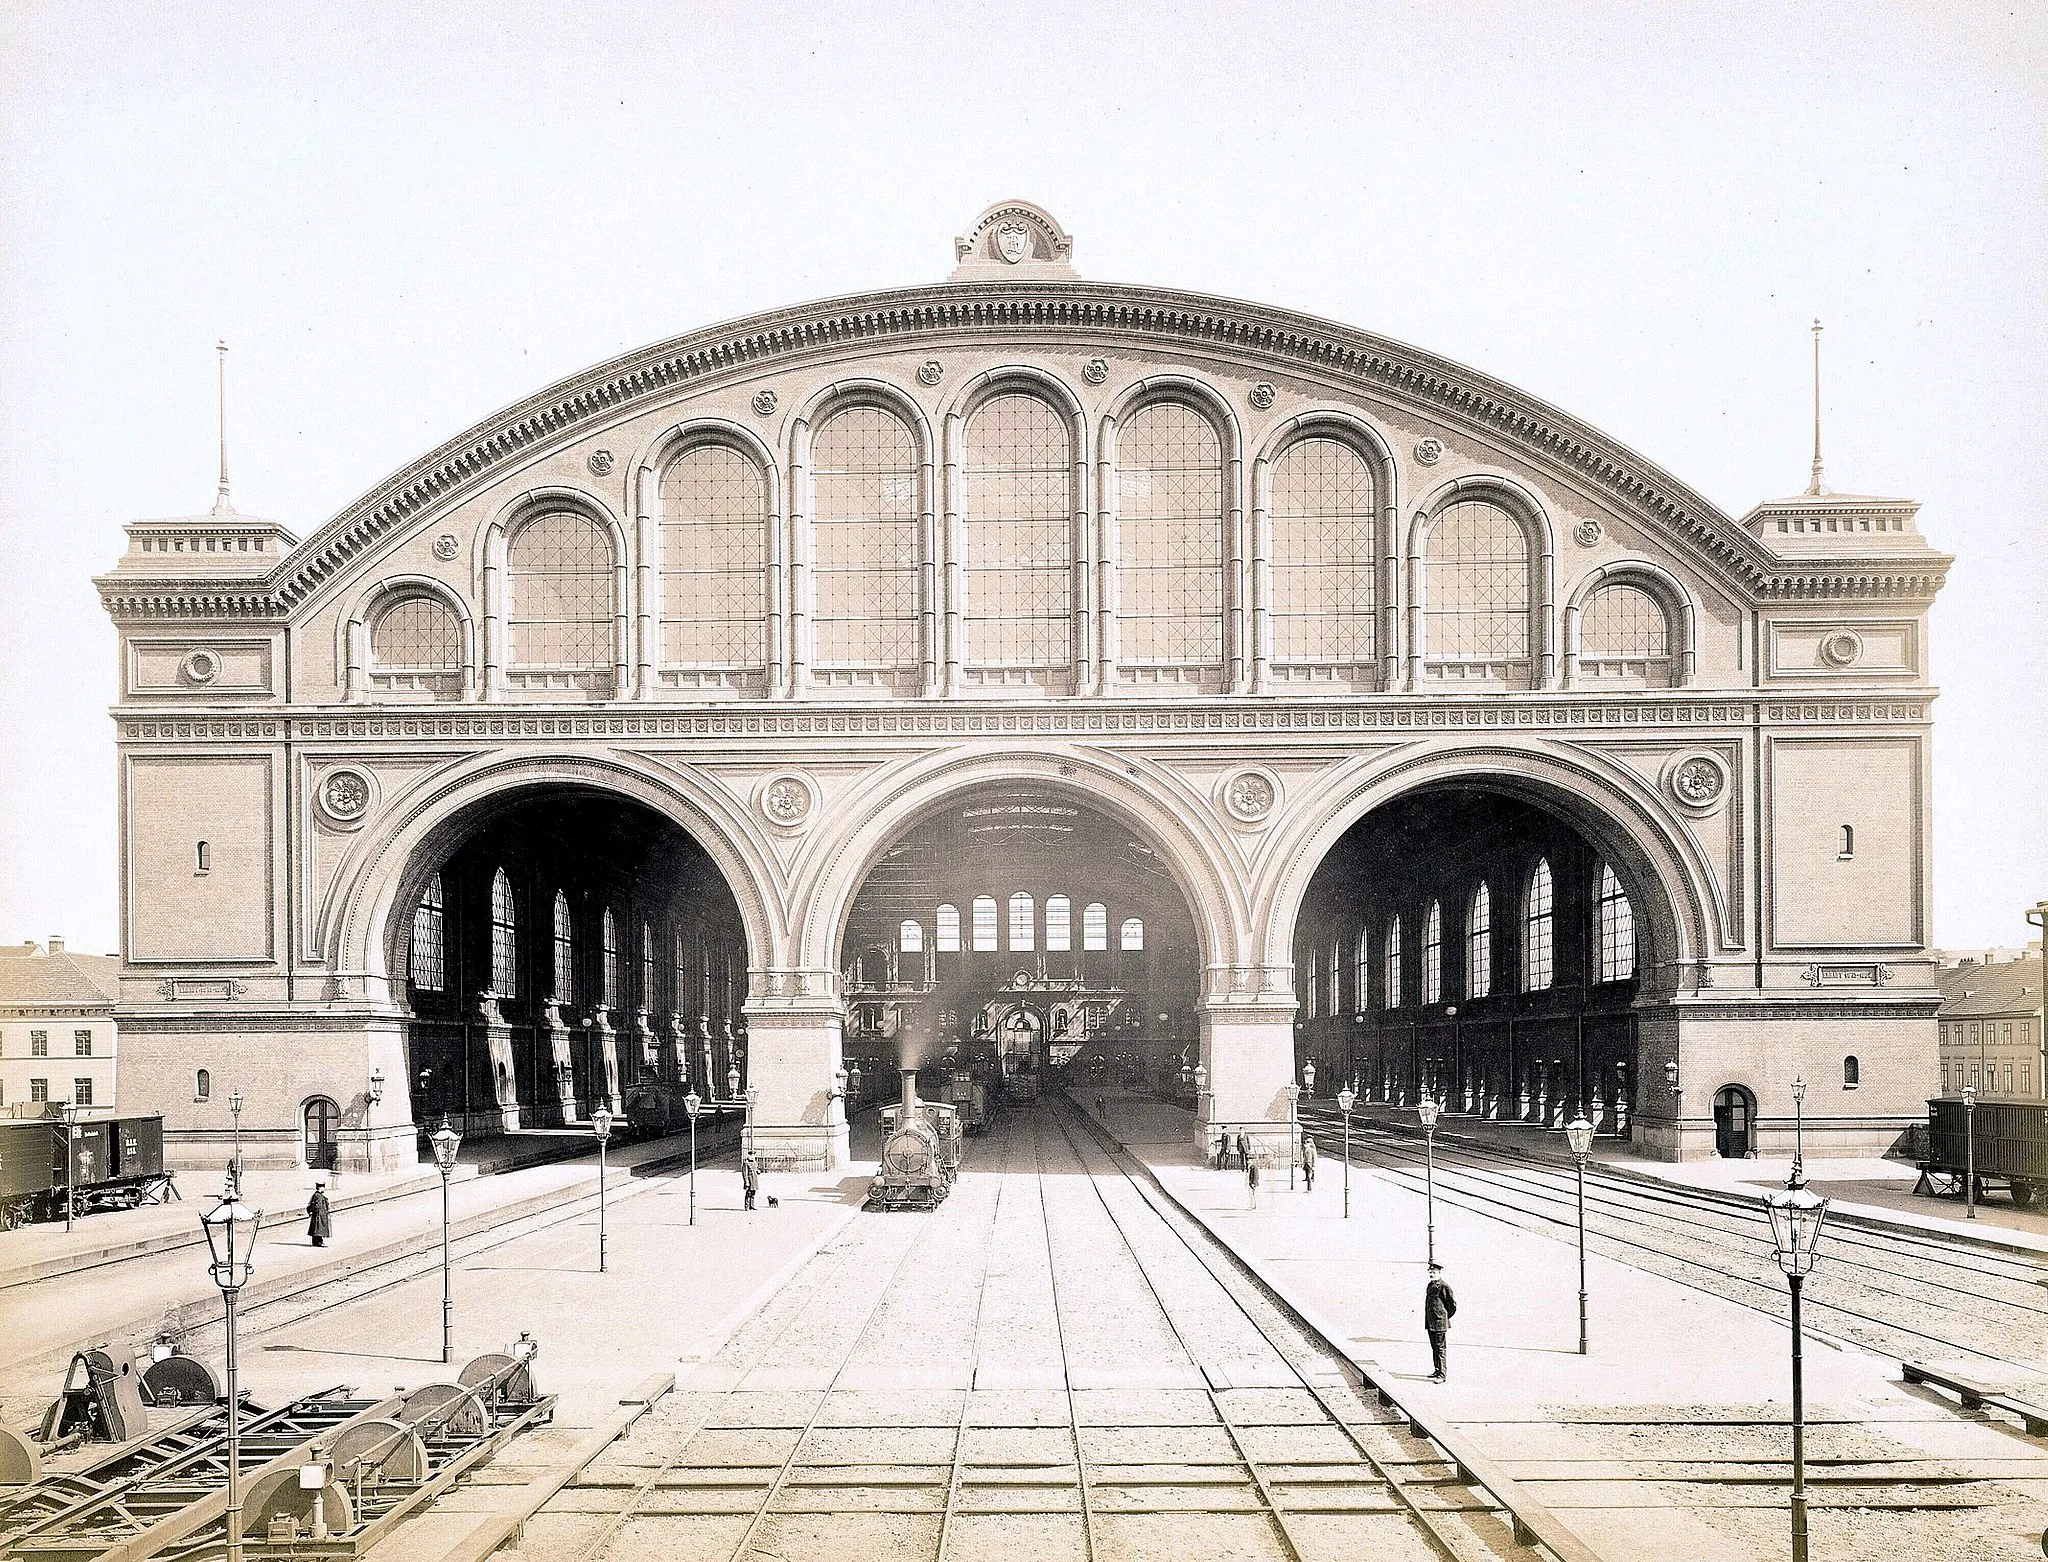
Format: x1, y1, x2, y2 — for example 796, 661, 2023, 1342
303, 1096, 340, 1170
1713, 1085, 1755, 1158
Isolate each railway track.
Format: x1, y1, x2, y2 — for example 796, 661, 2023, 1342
530, 1101, 1548, 1562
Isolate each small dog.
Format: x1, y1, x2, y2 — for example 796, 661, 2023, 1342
765, 1195, 780, 1209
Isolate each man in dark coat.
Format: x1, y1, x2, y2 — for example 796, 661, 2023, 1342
307, 1184, 333, 1248
1301, 1133, 1317, 1192
741, 1153, 760, 1212
1424, 1262, 1456, 1381
1236, 1130, 1251, 1172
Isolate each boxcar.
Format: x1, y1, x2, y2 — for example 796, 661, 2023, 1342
0, 1112, 170, 1228
1922, 1095, 2048, 1207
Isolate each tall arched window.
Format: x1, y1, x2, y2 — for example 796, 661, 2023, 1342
1120, 917, 1145, 952
410, 873, 446, 992
1424, 497, 1530, 678
965, 393, 1071, 676
508, 512, 614, 684
1009, 892, 1036, 951
1117, 402, 1223, 674
1422, 901, 1443, 1005
972, 895, 998, 952
371, 595, 463, 698
641, 921, 656, 1010
1305, 946, 1321, 1019
1045, 895, 1072, 952
661, 444, 767, 674
1271, 437, 1376, 670
1466, 882, 1492, 999
1083, 902, 1109, 951
1522, 858, 1554, 992
900, 920, 925, 954
1384, 917, 1403, 1010
1330, 939, 1345, 1015
600, 908, 620, 1008
490, 869, 518, 995
935, 903, 961, 953
552, 891, 575, 1002
1579, 582, 1672, 686
1595, 863, 1636, 983
1354, 929, 1371, 1014
812, 407, 919, 677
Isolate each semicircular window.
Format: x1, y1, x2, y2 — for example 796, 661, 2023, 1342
370, 594, 462, 699
661, 444, 767, 690
1579, 583, 1672, 687
508, 512, 615, 694
1424, 498, 1530, 686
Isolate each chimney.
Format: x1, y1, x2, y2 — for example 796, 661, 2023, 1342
901, 1067, 919, 1117
48, 936, 64, 955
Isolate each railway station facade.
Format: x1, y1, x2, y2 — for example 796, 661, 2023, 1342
95, 202, 1949, 1175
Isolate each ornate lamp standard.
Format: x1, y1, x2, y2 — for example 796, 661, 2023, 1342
430, 1117, 461, 1364
228, 1089, 244, 1184
1336, 1084, 1356, 1218
1790, 1076, 1808, 1189
726, 1062, 741, 1111
1963, 1083, 1977, 1219
684, 1090, 701, 1227
1302, 1058, 1316, 1100
2027, 902, 2048, 1099
591, 1106, 613, 1273
201, 1176, 262, 1562
1565, 1115, 1593, 1355
847, 1062, 863, 1111
745, 1084, 759, 1165
1764, 1181, 1830, 1562
1416, 1094, 1441, 1265
1287, 1083, 1302, 1190
59, 1099, 79, 1233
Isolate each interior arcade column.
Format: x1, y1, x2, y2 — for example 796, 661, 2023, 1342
742, 990, 849, 1172
1197, 995, 1298, 1163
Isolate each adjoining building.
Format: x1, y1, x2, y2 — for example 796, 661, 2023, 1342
1936, 948, 2045, 1098
0, 939, 121, 1117
93, 201, 1949, 1173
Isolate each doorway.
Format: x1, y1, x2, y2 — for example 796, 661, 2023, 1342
1713, 1084, 1754, 1158
303, 1096, 340, 1170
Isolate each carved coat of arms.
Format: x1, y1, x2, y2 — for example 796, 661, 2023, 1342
995, 221, 1031, 264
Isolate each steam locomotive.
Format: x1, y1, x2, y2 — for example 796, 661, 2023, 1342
868, 1069, 962, 1210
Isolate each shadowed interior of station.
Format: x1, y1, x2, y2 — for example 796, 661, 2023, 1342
1294, 787, 1648, 1137
839, 787, 1202, 1106
398, 787, 748, 1139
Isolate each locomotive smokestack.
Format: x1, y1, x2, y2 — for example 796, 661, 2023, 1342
901, 1067, 918, 1116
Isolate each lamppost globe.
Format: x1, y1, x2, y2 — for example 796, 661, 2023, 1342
1302, 1059, 1315, 1096
684, 1091, 701, 1120
591, 1106, 613, 1142
1416, 1096, 1440, 1131
1193, 1062, 1207, 1093
727, 1064, 741, 1101
1565, 1115, 1594, 1159
201, 1176, 262, 1562
431, 1116, 461, 1172
1337, 1086, 1355, 1115
1765, 1184, 1830, 1275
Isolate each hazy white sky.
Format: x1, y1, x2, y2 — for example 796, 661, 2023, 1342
1, 0, 2042, 955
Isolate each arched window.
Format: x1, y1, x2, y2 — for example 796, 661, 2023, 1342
935, 903, 961, 953
972, 896, 998, 952
1271, 437, 1376, 669
641, 921, 656, 1009
1579, 582, 1672, 686
1466, 882, 1492, 999
1595, 863, 1636, 983
1384, 918, 1403, 1010
1045, 895, 1072, 952
661, 444, 767, 673
552, 891, 575, 1002
600, 908, 621, 1008
1120, 917, 1145, 952
1083, 902, 1109, 951
1424, 497, 1530, 675
410, 873, 446, 993
1522, 858, 1554, 992
490, 869, 518, 995
812, 406, 919, 676
1354, 929, 1371, 1015
900, 920, 925, 954
1330, 939, 1345, 1016
370, 594, 462, 697
1305, 946, 1320, 1019
1422, 901, 1443, 1005
1009, 892, 1036, 951
1117, 402, 1224, 673
965, 393, 1071, 675
508, 512, 614, 683
195, 1068, 211, 1102
1843, 1055, 1861, 1088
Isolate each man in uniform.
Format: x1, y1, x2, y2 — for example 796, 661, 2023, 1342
741, 1152, 760, 1212
1424, 1262, 1457, 1382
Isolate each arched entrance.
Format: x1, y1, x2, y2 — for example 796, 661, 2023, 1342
389, 785, 749, 1138
1714, 1085, 1755, 1158
837, 785, 1204, 1117
302, 1096, 340, 1170
1291, 784, 1675, 1140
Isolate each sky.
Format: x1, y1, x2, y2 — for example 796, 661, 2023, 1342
0, 0, 2042, 956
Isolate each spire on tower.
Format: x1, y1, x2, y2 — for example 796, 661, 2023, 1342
1805, 318, 1827, 497
213, 339, 233, 515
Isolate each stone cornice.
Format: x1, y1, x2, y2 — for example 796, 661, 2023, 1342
98, 282, 1950, 620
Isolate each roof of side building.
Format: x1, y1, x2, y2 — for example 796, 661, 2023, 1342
0, 946, 121, 1008
1936, 958, 2045, 1019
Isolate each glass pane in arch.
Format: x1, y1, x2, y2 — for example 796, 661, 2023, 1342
1596, 863, 1636, 982
1424, 498, 1528, 661
1117, 402, 1223, 668
900, 920, 925, 954
509, 512, 613, 671
410, 873, 446, 992
1045, 895, 1072, 951
1466, 882, 1492, 999
1580, 582, 1672, 685
972, 896, 998, 952
935, 903, 960, 953
490, 869, 518, 995
1120, 917, 1145, 952
1009, 892, 1035, 951
372, 596, 461, 671
1271, 437, 1376, 663
813, 407, 919, 672
965, 393, 1072, 670
1422, 901, 1443, 1004
661, 444, 766, 668
1083, 902, 1109, 951
1523, 859, 1554, 992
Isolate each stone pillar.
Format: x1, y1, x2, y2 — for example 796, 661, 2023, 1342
630, 1007, 659, 1086
470, 991, 521, 1134
539, 1000, 579, 1125
665, 1013, 688, 1086
587, 1006, 622, 1116
1196, 994, 1299, 1166
697, 1015, 715, 1101
742, 993, 849, 1172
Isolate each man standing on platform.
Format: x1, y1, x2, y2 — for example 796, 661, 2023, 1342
741, 1152, 760, 1212
306, 1182, 333, 1248
1301, 1132, 1317, 1192
1424, 1262, 1456, 1381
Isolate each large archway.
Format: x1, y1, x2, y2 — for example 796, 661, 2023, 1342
1292, 783, 1680, 1143
836, 784, 1204, 1117
392, 786, 748, 1137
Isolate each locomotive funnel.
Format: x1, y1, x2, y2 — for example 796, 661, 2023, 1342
901, 1067, 919, 1116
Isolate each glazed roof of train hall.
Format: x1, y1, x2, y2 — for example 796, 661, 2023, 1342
97, 199, 1950, 621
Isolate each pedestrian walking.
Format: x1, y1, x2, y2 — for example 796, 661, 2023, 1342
1236, 1130, 1250, 1172
741, 1153, 760, 1212
1214, 1133, 1231, 1171
306, 1183, 333, 1248
1424, 1262, 1457, 1382
1247, 1152, 1261, 1205
1301, 1132, 1317, 1192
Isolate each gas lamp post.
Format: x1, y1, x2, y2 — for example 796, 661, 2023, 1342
726, 1062, 741, 1109
201, 1177, 262, 1562
684, 1090, 701, 1226
1764, 1182, 1830, 1562
1302, 1058, 1316, 1099
1417, 1094, 1441, 1265
1565, 1115, 1593, 1355
430, 1117, 461, 1363
228, 1088, 244, 1184
60, 1099, 79, 1233
1336, 1084, 1356, 1218
591, 1106, 613, 1273
1790, 1076, 1808, 1190
1963, 1083, 1977, 1219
